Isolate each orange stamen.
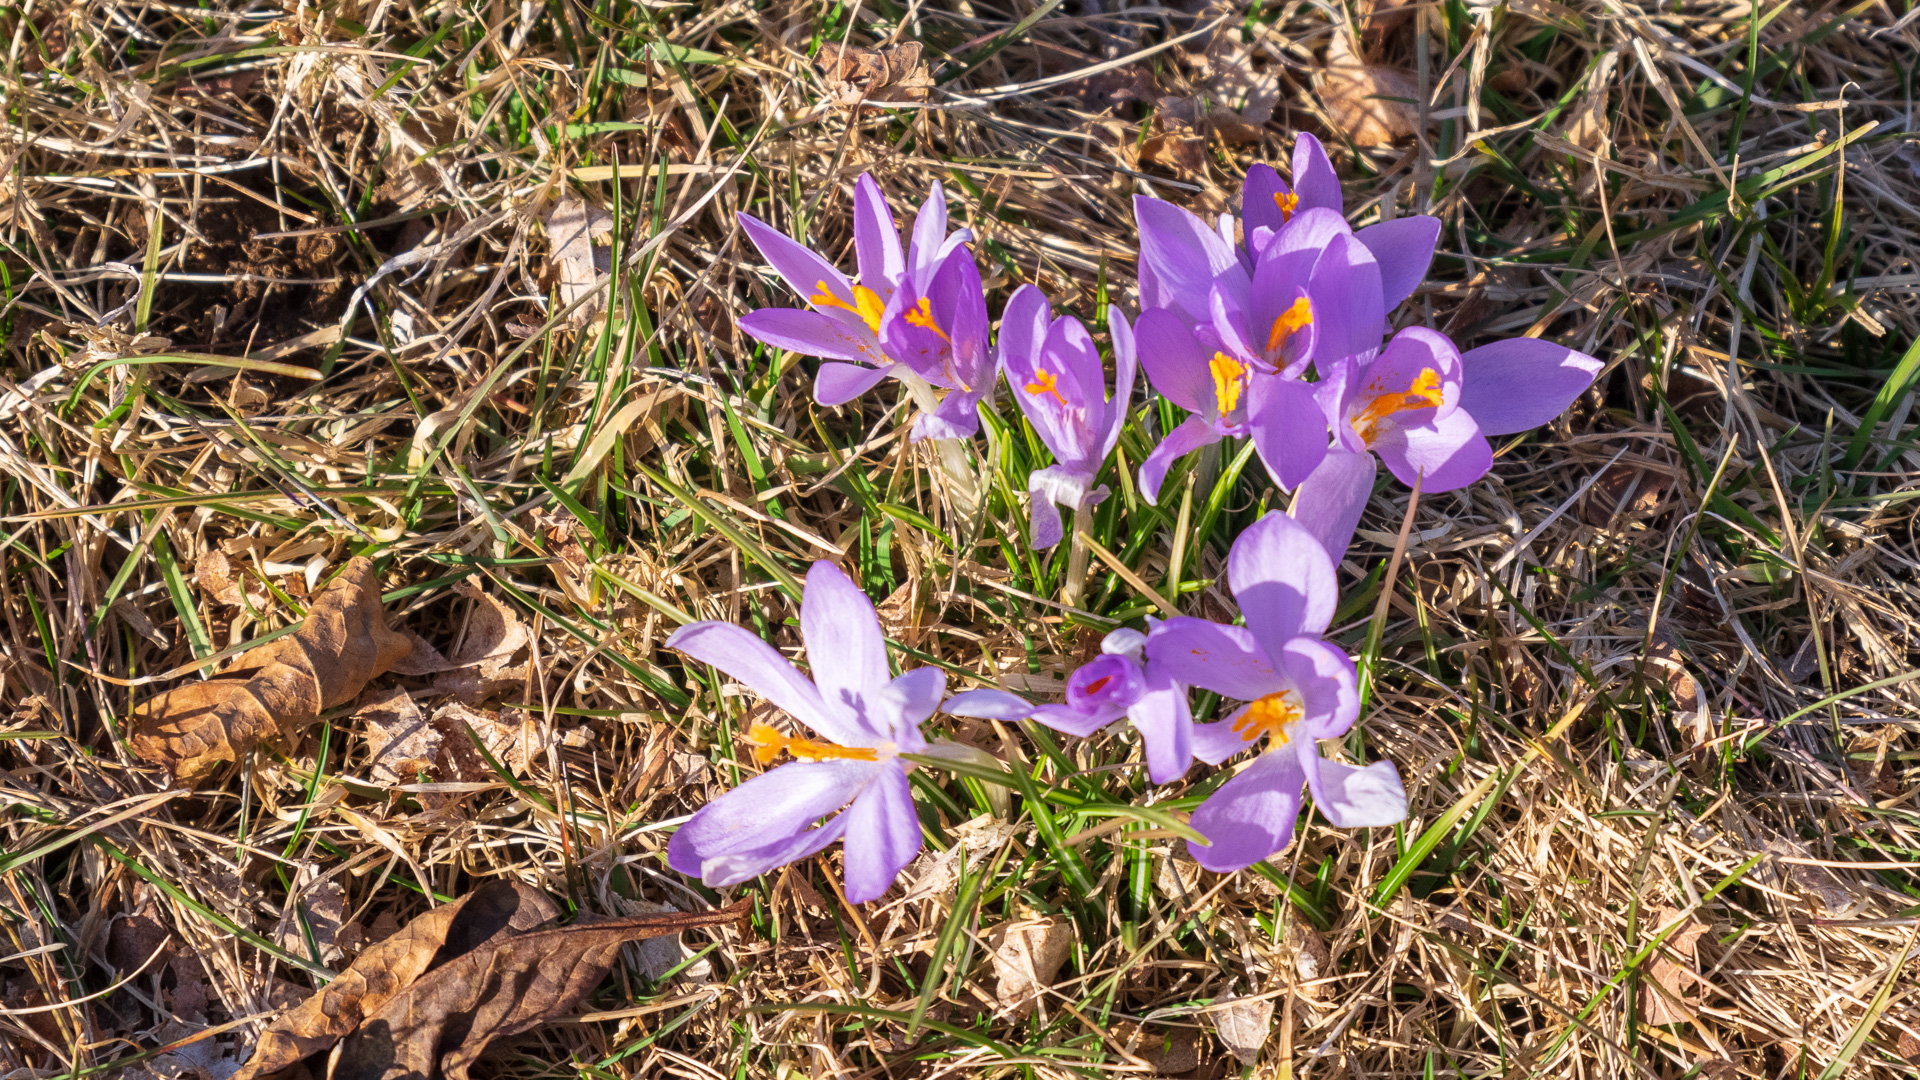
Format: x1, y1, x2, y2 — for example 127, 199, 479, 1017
810, 280, 887, 335
902, 297, 950, 342
1231, 692, 1303, 746
1265, 297, 1314, 354
1273, 191, 1299, 223
1025, 368, 1069, 405
745, 720, 879, 766
1210, 352, 1248, 416
1350, 367, 1444, 445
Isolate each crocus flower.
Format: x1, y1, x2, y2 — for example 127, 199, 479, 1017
1134, 133, 1440, 332
996, 287, 1137, 548
666, 561, 947, 903
1143, 512, 1407, 871
735, 174, 992, 440
944, 627, 1194, 785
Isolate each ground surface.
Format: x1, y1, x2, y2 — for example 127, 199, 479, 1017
2, 0, 1919, 1077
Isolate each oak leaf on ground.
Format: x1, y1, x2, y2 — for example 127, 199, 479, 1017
131, 557, 412, 784
234, 879, 747, 1080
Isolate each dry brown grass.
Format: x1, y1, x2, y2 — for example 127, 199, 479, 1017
2, 0, 1919, 1076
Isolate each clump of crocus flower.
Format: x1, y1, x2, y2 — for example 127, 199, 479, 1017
666, 562, 969, 902
1144, 512, 1408, 871
736, 174, 991, 440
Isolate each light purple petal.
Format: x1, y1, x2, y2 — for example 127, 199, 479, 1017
1303, 756, 1408, 829
1248, 375, 1330, 491
1134, 195, 1239, 326
1227, 512, 1338, 652
1290, 133, 1342, 215
1027, 481, 1065, 550
667, 759, 879, 881
1028, 466, 1094, 549
1372, 407, 1492, 493
684, 812, 850, 889
1130, 665, 1193, 785
1135, 308, 1215, 416
1144, 617, 1283, 701
739, 308, 883, 366
1031, 702, 1125, 737
800, 562, 892, 733
908, 181, 950, 284
1191, 711, 1255, 766
1307, 234, 1386, 367
853, 174, 905, 299
881, 667, 945, 741
1356, 216, 1440, 312
995, 285, 1051, 382
1102, 306, 1139, 460
738, 211, 850, 305
814, 361, 894, 407
1291, 450, 1376, 564
942, 688, 1034, 721
909, 386, 983, 441
667, 622, 862, 746
1138, 415, 1221, 505
1458, 337, 1605, 435
1277, 637, 1360, 739
840, 766, 921, 902
1187, 750, 1306, 872
938, 250, 992, 392
1241, 162, 1291, 238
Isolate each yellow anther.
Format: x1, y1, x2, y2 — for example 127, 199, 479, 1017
1265, 297, 1314, 354
1273, 191, 1299, 223
811, 280, 886, 335
1210, 352, 1247, 416
1351, 367, 1444, 445
1025, 368, 1069, 405
902, 296, 950, 342
1232, 692, 1303, 746
745, 720, 879, 766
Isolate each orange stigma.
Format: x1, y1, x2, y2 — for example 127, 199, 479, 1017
1210, 352, 1248, 416
811, 280, 886, 335
1083, 676, 1112, 695
1232, 692, 1303, 746
1351, 367, 1444, 445
1025, 367, 1069, 405
745, 720, 880, 766
1273, 191, 1299, 223
902, 296, 950, 342
1266, 297, 1313, 354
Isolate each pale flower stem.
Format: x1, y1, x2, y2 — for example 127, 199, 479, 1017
1062, 500, 1095, 609
898, 372, 980, 515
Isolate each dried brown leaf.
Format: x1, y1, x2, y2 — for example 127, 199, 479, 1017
131, 557, 413, 784
432, 583, 530, 704
1320, 31, 1418, 148
235, 880, 560, 1080
1640, 905, 1709, 1026
1212, 986, 1272, 1065
814, 42, 932, 106
989, 916, 1072, 1017
544, 192, 613, 328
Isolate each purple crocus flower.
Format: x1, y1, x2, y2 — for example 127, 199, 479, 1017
666, 561, 947, 903
1143, 512, 1407, 871
996, 287, 1137, 548
735, 174, 992, 440
944, 627, 1194, 785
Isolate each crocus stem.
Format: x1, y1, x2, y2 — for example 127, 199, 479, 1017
1062, 500, 1095, 609
899, 373, 980, 515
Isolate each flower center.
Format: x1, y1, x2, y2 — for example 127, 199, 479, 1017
1083, 675, 1112, 695
745, 720, 880, 765
1265, 297, 1313, 354
1025, 368, 1069, 405
1232, 691, 1303, 748
902, 296, 950, 343
1210, 352, 1248, 417
1272, 191, 1299, 224
812, 281, 886, 335
1350, 367, 1444, 445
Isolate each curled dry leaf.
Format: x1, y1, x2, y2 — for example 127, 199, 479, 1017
988, 915, 1072, 1018
1320, 31, 1419, 148
814, 41, 932, 106
544, 192, 614, 329
1212, 986, 1273, 1065
1640, 905, 1709, 1026
131, 557, 413, 784
433, 582, 530, 704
